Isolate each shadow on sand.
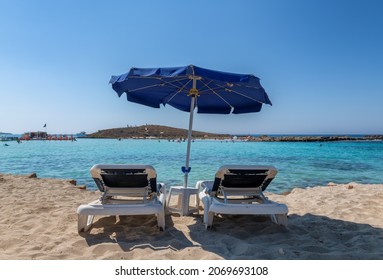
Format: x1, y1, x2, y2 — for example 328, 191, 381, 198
79, 213, 383, 259
188, 213, 383, 259
80, 214, 197, 252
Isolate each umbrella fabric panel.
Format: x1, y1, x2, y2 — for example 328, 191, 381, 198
193, 65, 251, 83
110, 65, 271, 114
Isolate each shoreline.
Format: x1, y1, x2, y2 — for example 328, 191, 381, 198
1, 173, 382, 260
3, 133, 383, 142
83, 135, 383, 142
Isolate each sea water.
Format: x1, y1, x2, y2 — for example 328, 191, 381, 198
1, 138, 382, 193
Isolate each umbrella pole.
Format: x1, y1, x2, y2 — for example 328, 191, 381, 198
184, 95, 195, 188
184, 76, 198, 188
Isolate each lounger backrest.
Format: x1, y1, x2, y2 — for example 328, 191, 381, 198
222, 173, 268, 188
212, 166, 277, 193
101, 170, 147, 186
90, 164, 157, 193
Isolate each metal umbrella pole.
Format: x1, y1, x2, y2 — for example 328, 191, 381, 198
183, 75, 198, 188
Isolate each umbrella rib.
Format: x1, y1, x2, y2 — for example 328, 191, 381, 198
165, 79, 193, 103
212, 82, 266, 104
198, 80, 234, 108
127, 76, 190, 93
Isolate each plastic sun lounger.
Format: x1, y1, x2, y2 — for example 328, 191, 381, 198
77, 164, 166, 232
197, 165, 288, 229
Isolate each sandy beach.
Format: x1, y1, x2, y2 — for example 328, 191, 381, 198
0, 173, 382, 260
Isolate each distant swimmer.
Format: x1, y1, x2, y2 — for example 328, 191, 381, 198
4, 143, 9, 146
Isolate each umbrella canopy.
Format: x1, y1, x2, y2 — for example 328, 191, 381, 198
109, 64, 272, 187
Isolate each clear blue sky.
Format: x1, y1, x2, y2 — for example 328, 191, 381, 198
1, 0, 382, 135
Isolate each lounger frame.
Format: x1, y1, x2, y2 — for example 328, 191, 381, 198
198, 165, 288, 229
77, 164, 166, 232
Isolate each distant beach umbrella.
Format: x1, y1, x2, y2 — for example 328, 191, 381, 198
110, 65, 272, 188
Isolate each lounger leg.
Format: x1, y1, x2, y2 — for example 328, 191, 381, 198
206, 211, 215, 229
199, 195, 212, 225
78, 214, 87, 232
275, 214, 288, 226
78, 214, 95, 232
156, 212, 166, 231
203, 205, 209, 224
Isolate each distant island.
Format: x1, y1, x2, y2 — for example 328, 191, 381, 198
86, 125, 230, 139
85, 125, 383, 142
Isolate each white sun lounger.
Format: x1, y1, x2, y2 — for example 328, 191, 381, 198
77, 164, 166, 232
197, 165, 288, 229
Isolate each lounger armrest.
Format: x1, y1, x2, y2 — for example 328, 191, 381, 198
199, 188, 208, 199
156, 183, 166, 206
157, 183, 166, 195
196, 180, 214, 194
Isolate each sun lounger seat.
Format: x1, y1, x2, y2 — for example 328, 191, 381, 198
77, 164, 166, 232
197, 165, 288, 229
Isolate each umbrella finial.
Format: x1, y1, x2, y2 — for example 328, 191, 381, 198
188, 88, 199, 97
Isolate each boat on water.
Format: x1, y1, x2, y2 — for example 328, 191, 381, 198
0, 136, 19, 141
20, 131, 76, 141
20, 131, 48, 140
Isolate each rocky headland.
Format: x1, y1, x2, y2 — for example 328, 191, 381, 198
86, 125, 230, 139
247, 135, 383, 142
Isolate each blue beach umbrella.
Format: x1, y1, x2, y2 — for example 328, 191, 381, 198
109, 65, 272, 188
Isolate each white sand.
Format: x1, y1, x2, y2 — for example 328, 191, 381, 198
1, 173, 382, 260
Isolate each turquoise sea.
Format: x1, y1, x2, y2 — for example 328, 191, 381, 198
1, 138, 382, 193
